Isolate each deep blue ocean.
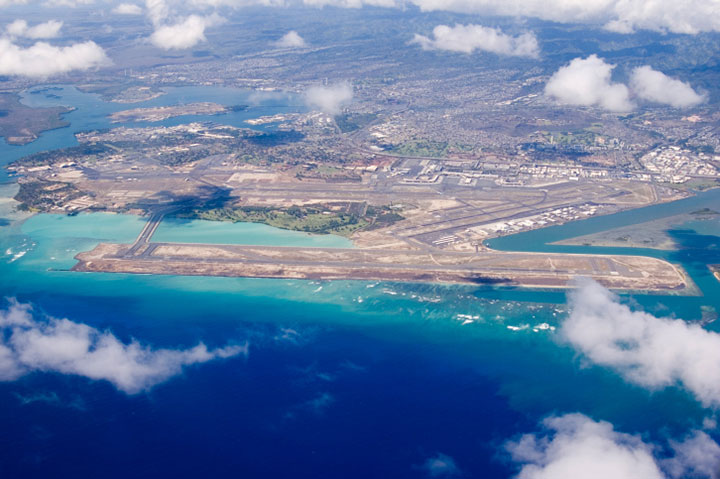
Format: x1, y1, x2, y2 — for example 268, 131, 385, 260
0, 86, 719, 478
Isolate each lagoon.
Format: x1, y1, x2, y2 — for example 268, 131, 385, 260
154, 216, 353, 248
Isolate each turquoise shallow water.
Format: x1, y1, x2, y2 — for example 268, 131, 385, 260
154, 217, 353, 248
0, 85, 719, 478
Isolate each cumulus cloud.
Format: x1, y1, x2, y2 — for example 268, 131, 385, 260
421, 453, 461, 477
561, 279, 720, 408
545, 55, 633, 112
604, 0, 720, 34
546, 57, 707, 111
412, 24, 539, 58
150, 14, 223, 50
112, 3, 143, 14
137, 0, 720, 35
409, 0, 720, 35
221, 0, 719, 34
0, 301, 247, 394
275, 30, 306, 48
508, 414, 664, 479
0, 38, 109, 78
304, 82, 353, 115
507, 413, 720, 479
664, 430, 720, 479
43, 0, 94, 5
0, 0, 27, 7
630, 66, 706, 108
303, 0, 397, 6
6, 19, 62, 39
146, 0, 170, 25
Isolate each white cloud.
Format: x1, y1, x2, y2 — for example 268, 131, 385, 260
664, 431, 720, 479
412, 24, 539, 58
300, 0, 720, 34
275, 30, 306, 48
0, 0, 28, 7
0, 301, 247, 394
136, 0, 720, 35
146, 0, 170, 26
421, 453, 461, 477
604, 0, 720, 34
112, 3, 143, 14
561, 279, 720, 408
630, 66, 706, 108
6, 19, 63, 39
42, 0, 94, 6
10, 0, 715, 35
507, 413, 720, 479
546, 58, 706, 111
212, 0, 718, 34
187, 0, 287, 7
507, 414, 664, 479
150, 14, 223, 50
545, 55, 633, 112
304, 82, 353, 115
302, 0, 397, 7
0, 38, 109, 78
409, 0, 720, 35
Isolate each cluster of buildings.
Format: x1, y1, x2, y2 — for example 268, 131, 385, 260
470, 204, 600, 238
639, 146, 719, 183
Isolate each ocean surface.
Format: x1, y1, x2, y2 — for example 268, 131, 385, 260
0, 86, 719, 478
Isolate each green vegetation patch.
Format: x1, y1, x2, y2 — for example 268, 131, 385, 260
390, 140, 451, 158
246, 130, 304, 147
177, 203, 404, 237
177, 205, 368, 236
14, 180, 83, 211
335, 113, 377, 133
665, 178, 720, 192
389, 140, 475, 158
364, 205, 405, 230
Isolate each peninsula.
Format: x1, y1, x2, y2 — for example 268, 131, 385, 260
0, 93, 72, 145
